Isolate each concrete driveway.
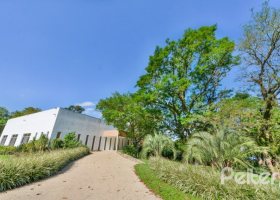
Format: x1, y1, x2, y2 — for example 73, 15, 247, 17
0, 151, 160, 200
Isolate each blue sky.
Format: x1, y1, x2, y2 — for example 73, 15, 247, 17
0, 0, 279, 116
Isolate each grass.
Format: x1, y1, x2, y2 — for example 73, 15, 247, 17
135, 162, 199, 200
146, 157, 280, 200
0, 147, 89, 192
0, 155, 11, 160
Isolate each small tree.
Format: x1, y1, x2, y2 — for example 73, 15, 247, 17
97, 93, 160, 149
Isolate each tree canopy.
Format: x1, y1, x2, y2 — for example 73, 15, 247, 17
65, 105, 85, 113
10, 107, 41, 119
136, 25, 238, 140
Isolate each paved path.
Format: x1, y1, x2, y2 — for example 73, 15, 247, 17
0, 151, 160, 200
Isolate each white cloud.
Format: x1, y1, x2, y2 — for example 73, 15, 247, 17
84, 107, 102, 118
76, 101, 95, 107
76, 101, 102, 118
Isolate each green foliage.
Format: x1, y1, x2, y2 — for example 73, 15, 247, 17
0, 146, 17, 155
65, 105, 85, 113
97, 93, 160, 147
122, 145, 140, 158
185, 129, 262, 170
63, 132, 81, 148
17, 135, 49, 153
135, 163, 198, 200
0, 147, 89, 192
148, 157, 280, 200
239, 1, 280, 147
142, 134, 176, 159
0, 107, 9, 134
50, 138, 64, 149
136, 25, 238, 140
35, 134, 49, 151
10, 107, 41, 118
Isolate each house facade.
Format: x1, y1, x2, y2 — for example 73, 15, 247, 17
0, 108, 128, 150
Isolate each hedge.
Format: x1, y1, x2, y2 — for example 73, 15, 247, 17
0, 147, 89, 192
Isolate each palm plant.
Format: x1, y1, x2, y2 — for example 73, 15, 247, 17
141, 134, 176, 159
184, 129, 262, 169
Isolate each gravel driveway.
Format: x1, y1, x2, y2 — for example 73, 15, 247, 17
0, 151, 160, 200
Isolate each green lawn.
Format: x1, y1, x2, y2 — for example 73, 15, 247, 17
135, 163, 200, 200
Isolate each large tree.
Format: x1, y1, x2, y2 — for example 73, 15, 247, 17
239, 1, 280, 145
137, 26, 238, 140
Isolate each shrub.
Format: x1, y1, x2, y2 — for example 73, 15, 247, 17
51, 138, 64, 149
17, 141, 36, 153
141, 134, 176, 159
148, 157, 280, 200
17, 135, 49, 153
0, 147, 89, 192
0, 146, 17, 155
122, 145, 140, 158
34, 134, 49, 151
184, 129, 262, 169
64, 132, 81, 148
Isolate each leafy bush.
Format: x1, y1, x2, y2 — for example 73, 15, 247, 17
148, 157, 280, 200
17, 135, 49, 153
122, 145, 140, 158
51, 138, 64, 149
17, 141, 36, 153
141, 134, 176, 159
0, 147, 89, 192
184, 129, 262, 169
0, 146, 17, 155
64, 132, 81, 148
34, 134, 49, 151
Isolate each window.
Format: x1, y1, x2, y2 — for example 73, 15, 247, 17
9, 135, 18, 146
56, 132, 61, 139
21, 133, 31, 145
85, 135, 89, 145
77, 134, 81, 141
34, 132, 38, 140
0, 135, 8, 145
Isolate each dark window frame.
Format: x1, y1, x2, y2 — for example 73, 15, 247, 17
20, 133, 31, 145
56, 132, 61, 139
0, 135, 8, 145
9, 134, 18, 146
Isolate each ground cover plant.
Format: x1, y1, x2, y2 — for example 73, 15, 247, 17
0, 147, 89, 192
135, 162, 199, 200
147, 157, 280, 200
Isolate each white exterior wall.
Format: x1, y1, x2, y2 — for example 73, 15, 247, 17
0, 108, 59, 146
0, 107, 116, 147
51, 108, 115, 146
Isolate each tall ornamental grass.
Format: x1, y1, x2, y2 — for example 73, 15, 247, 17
148, 157, 280, 200
0, 147, 89, 192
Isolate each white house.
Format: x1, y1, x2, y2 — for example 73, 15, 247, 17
0, 108, 128, 150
